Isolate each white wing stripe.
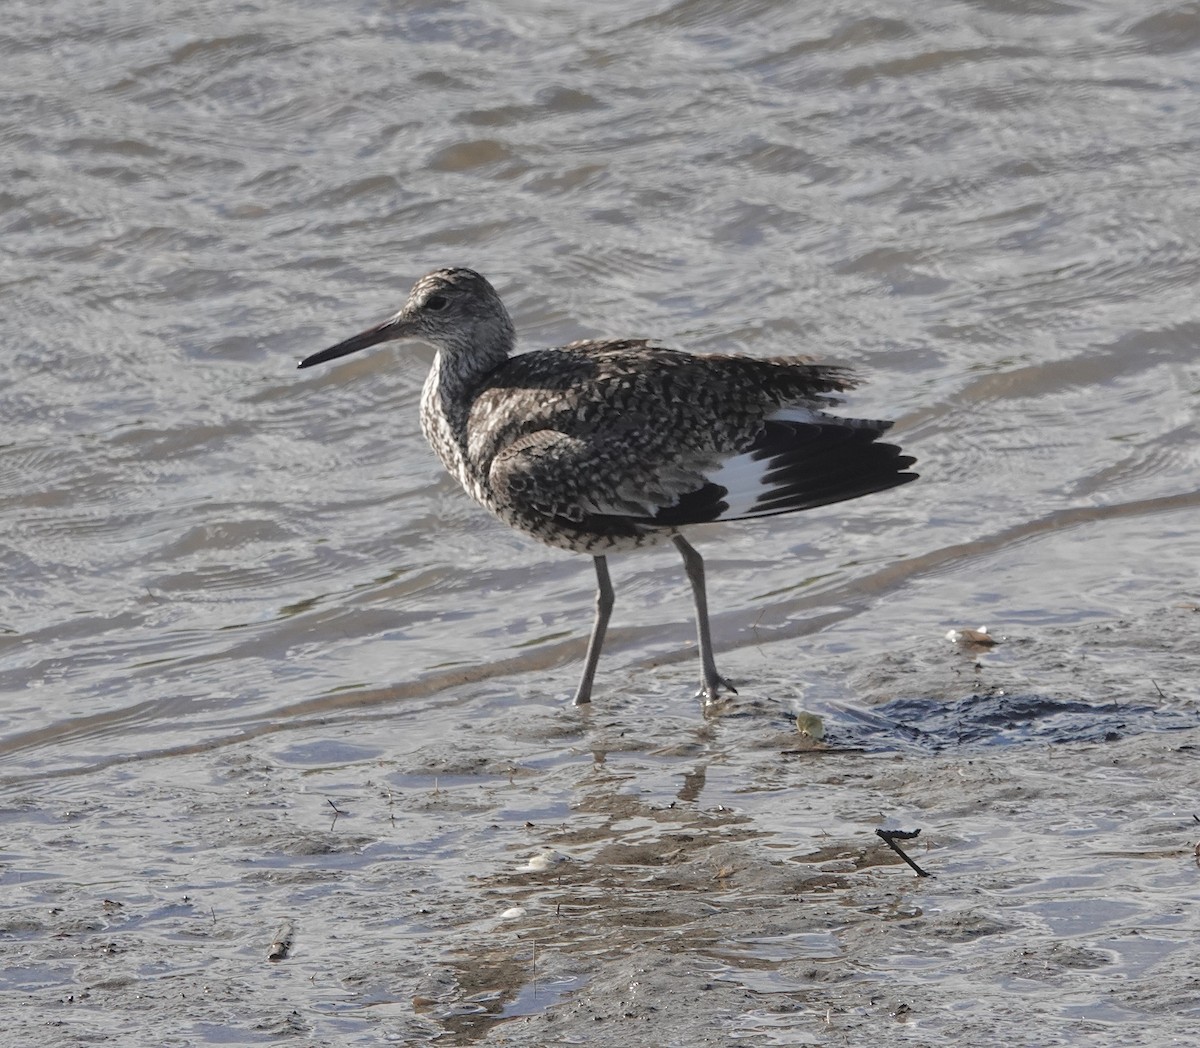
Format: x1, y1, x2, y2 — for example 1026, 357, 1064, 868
701, 450, 778, 518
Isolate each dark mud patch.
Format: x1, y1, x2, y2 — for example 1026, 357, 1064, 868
828, 692, 1199, 752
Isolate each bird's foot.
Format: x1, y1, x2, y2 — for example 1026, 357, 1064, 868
696, 676, 738, 706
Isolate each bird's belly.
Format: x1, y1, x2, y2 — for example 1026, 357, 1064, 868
484, 498, 676, 555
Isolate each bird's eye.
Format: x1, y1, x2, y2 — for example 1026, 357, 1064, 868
425, 294, 448, 311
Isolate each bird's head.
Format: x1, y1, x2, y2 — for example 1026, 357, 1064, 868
297, 267, 515, 370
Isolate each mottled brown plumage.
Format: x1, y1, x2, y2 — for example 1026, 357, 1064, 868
299, 267, 916, 704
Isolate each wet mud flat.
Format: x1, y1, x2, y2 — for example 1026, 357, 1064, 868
1, 606, 1197, 1047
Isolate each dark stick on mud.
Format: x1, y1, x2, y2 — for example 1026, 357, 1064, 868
876, 828, 933, 878
268, 921, 294, 962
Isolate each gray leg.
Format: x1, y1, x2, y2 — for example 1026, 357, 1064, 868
672, 535, 736, 703
572, 556, 613, 705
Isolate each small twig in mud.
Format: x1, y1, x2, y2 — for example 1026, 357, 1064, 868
876, 828, 934, 878
750, 607, 766, 657
1151, 679, 1166, 699
326, 798, 347, 830
531, 937, 538, 1000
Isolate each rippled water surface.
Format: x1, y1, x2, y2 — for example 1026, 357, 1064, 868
2, 1, 1198, 1044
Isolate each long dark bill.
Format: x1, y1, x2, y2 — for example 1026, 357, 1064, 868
297, 315, 410, 370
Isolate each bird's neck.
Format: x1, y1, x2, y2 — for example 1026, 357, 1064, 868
428, 335, 509, 410
419, 345, 508, 484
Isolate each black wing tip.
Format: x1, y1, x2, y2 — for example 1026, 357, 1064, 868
726, 425, 920, 521
623, 425, 919, 531
750, 447, 919, 516
649, 482, 730, 527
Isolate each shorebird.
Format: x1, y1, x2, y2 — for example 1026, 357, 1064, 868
298, 267, 916, 705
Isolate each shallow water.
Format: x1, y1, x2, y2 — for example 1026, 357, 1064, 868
2, 1, 1199, 1044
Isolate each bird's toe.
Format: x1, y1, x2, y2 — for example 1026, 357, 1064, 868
696, 676, 738, 704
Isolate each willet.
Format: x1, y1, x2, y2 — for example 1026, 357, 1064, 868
298, 267, 917, 705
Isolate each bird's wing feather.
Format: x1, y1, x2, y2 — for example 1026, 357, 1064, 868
488, 429, 710, 528
647, 413, 918, 526
488, 412, 916, 533
480, 348, 915, 533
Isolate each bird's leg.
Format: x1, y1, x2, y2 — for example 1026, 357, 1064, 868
672, 535, 737, 704
572, 555, 614, 705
